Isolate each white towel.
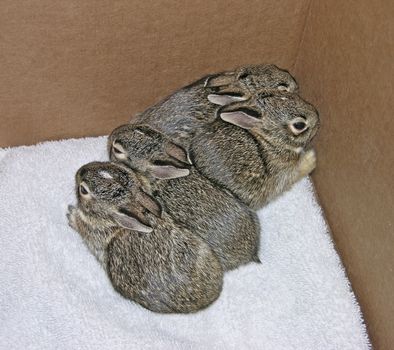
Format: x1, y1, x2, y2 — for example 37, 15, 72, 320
0, 137, 370, 350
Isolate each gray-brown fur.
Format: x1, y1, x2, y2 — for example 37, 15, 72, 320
133, 64, 297, 147
190, 90, 320, 209
108, 124, 261, 271
67, 161, 223, 313
205, 64, 298, 96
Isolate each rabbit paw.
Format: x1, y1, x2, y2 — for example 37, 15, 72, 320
67, 205, 78, 230
298, 149, 317, 177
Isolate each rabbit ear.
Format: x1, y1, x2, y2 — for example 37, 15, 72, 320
112, 208, 153, 233
207, 94, 247, 106
204, 72, 235, 87
149, 164, 190, 179
164, 142, 192, 165
137, 190, 162, 218
220, 108, 262, 130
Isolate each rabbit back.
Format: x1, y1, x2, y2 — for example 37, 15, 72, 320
107, 216, 223, 314
152, 168, 261, 270
134, 80, 218, 147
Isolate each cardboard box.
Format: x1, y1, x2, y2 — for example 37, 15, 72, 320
1, 0, 392, 347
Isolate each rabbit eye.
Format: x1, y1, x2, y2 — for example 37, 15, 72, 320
113, 146, 122, 154
277, 83, 289, 91
294, 122, 306, 130
239, 73, 249, 80
79, 183, 90, 196
111, 142, 127, 160
289, 117, 309, 135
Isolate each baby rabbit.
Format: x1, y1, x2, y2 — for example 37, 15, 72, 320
108, 124, 261, 271
205, 64, 299, 99
133, 64, 297, 147
67, 161, 223, 314
190, 90, 320, 210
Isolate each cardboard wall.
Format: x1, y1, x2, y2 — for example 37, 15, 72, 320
0, 0, 309, 147
293, 0, 394, 348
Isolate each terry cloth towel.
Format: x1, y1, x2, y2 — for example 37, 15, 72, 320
0, 137, 370, 350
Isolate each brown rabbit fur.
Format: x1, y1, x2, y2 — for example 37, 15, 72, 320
67, 161, 223, 314
133, 64, 298, 147
190, 90, 320, 210
108, 124, 261, 271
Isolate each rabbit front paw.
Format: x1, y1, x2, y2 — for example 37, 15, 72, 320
67, 205, 78, 230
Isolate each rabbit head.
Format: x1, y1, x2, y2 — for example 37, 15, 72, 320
108, 124, 191, 180
217, 90, 320, 151
75, 161, 161, 232
205, 64, 298, 106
